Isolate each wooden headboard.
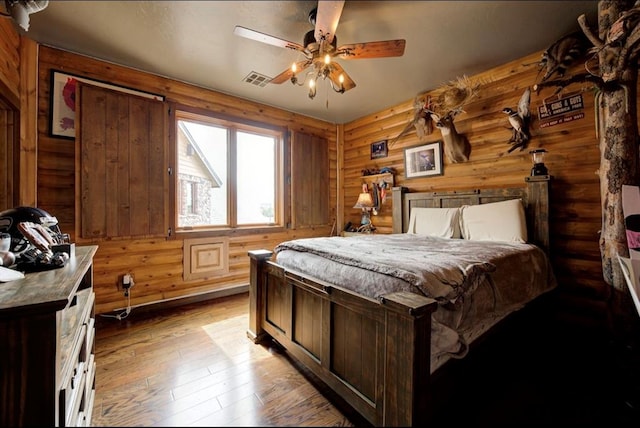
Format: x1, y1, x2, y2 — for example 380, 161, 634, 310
391, 176, 550, 253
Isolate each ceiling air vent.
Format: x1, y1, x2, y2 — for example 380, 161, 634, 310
243, 71, 271, 87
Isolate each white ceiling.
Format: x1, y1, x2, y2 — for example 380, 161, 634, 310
21, 1, 599, 124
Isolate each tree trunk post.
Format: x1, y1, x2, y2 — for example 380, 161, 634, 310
596, 1, 640, 290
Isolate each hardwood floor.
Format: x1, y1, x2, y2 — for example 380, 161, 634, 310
92, 291, 640, 427
92, 292, 363, 427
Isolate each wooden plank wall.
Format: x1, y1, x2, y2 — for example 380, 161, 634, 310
0, 19, 19, 211
10, 41, 633, 312
0, 19, 20, 105
342, 51, 603, 292
37, 46, 337, 314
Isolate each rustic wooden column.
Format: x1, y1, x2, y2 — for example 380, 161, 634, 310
247, 249, 272, 343
392, 186, 408, 233
525, 175, 550, 254
578, 1, 640, 290
379, 291, 437, 427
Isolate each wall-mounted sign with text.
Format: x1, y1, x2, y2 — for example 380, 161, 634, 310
537, 93, 585, 128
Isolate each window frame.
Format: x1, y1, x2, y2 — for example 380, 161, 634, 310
171, 106, 287, 238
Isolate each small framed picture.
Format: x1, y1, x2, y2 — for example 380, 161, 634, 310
404, 141, 443, 178
371, 139, 388, 159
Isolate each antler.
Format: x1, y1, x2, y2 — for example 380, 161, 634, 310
425, 76, 479, 163
427, 75, 480, 117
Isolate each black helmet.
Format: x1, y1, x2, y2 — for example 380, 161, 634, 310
0, 206, 62, 254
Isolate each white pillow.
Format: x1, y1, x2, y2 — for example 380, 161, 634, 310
407, 207, 461, 238
459, 199, 527, 243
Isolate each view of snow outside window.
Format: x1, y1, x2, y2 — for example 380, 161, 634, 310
178, 120, 275, 228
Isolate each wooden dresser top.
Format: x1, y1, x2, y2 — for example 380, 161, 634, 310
0, 245, 98, 316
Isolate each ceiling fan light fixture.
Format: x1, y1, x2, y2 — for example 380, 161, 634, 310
331, 73, 345, 94
235, 1, 403, 101
290, 58, 344, 99
308, 78, 316, 99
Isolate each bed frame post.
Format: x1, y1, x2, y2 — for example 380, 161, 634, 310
392, 186, 408, 233
525, 175, 550, 254
379, 291, 437, 426
247, 249, 273, 343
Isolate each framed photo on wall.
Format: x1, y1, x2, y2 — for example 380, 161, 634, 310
49, 70, 164, 139
371, 139, 388, 159
404, 141, 443, 178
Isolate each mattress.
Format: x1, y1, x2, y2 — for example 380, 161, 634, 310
275, 233, 557, 372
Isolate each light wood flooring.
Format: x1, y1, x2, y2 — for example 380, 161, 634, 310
91, 292, 364, 427
92, 291, 640, 427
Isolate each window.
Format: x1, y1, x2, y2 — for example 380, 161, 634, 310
175, 110, 284, 231
180, 181, 198, 215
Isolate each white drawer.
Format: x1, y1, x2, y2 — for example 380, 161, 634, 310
60, 360, 86, 427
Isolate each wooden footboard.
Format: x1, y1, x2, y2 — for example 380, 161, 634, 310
248, 250, 438, 427
247, 177, 550, 426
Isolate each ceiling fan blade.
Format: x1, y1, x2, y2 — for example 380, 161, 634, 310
234, 26, 306, 53
315, 0, 344, 45
337, 39, 406, 59
270, 60, 312, 84
329, 61, 356, 91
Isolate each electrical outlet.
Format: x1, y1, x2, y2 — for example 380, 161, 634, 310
122, 273, 134, 297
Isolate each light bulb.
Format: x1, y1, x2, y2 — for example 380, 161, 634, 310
308, 78, 316, 99
324, 54, 331, 65
291, 63, 297, 73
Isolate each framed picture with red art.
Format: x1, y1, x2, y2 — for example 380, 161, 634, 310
49, 70, 164, 139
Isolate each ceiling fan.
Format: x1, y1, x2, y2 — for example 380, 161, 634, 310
233, 0, 405, 98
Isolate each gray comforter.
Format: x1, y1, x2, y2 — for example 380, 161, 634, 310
275, 233, 556, 370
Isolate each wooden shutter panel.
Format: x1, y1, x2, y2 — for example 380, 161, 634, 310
77, 83, 168, 239
290, 131, 329, 228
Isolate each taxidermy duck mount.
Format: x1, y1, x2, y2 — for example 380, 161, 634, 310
503, 87, 531, 152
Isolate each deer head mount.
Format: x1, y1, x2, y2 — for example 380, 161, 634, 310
428, 110, 470, 163
388, 76, 480, 162
424, 76, 480, 163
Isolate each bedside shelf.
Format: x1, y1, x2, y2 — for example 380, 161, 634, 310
342, 231, 376, 237
361, 172, 394, 189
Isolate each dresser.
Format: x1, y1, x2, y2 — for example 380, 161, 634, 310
0, 245, 98, 427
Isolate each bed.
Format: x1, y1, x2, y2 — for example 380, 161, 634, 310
247, 176, 554, 426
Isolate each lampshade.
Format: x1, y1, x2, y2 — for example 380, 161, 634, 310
353, 192, 374, 209
529, 149, 548, 176
353, 192, 374, 226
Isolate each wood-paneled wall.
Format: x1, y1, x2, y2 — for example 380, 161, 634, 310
342, 51, 603, 292
6, 38, 625, 314
0, 19, 19, 211
0, 19, 20, 105
37, 46, 337, 314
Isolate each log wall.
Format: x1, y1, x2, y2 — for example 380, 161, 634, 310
37, 46, 337, 314
2, 38, 626, 314
342, 51, 603, 292
0, 19, 20, 104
